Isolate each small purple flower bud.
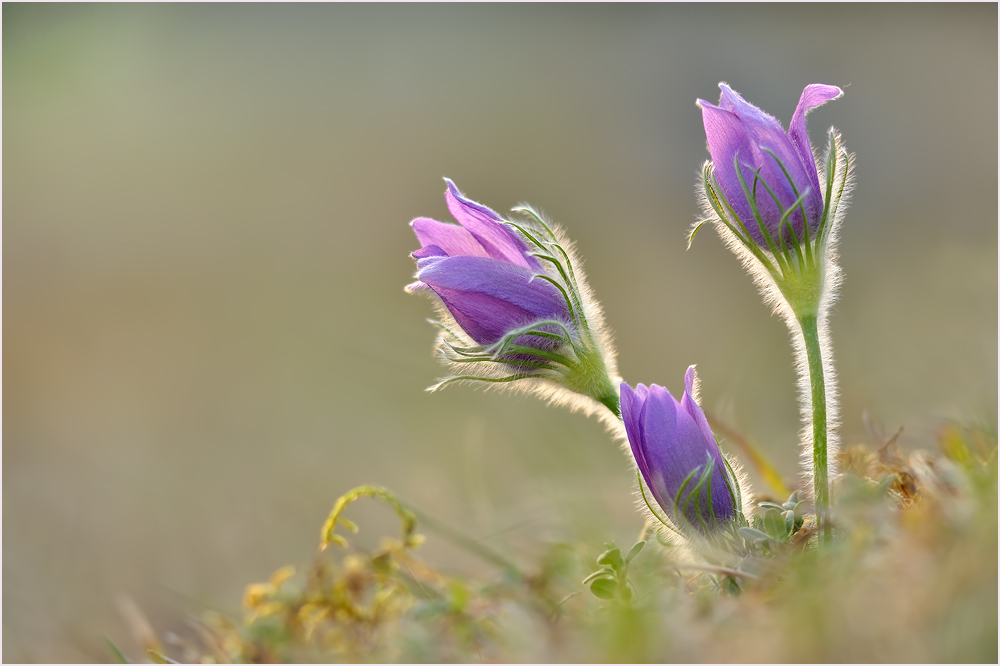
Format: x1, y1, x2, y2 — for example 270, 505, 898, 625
698, 83, 842, 248
621, 368, 737, 531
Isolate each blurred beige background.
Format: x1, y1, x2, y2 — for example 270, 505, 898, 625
3, 4, 996, 661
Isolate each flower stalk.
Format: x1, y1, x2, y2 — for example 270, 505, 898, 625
799, 312, 829, 540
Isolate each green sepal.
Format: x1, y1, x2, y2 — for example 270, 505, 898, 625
428, 373, 534, 392
687, 219, 708, 249
637, 470, 678, 535
529, 272, 581, 330
511, 205, 559, 243
733, 153, 785, 263
704, 164, 780, 275
721, 452, 744, 521
502, 220, 549, 251
817, 129, 838, 242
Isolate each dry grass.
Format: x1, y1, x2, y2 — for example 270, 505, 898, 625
121, 422, 996, 663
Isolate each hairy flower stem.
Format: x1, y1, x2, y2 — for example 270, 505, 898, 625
798, 312, 830, 543
600, 393, 621, 420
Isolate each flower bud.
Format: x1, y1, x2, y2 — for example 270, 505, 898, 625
407, 180, 620, 417
697, 83, 842, 251
621, 367, 740, 533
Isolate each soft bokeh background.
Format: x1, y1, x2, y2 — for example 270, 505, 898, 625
3, 4, 996, 661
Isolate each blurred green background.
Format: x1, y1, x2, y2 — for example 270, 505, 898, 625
3, 4, 996, 661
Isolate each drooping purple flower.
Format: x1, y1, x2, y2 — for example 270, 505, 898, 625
406, 180, 621, 416
621, 368, 736, 531
698, 83, 842, 248
407, 180, 571, 361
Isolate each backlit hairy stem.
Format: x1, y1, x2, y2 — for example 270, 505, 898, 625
799, 313, 830, 542
600, 392, 621, 419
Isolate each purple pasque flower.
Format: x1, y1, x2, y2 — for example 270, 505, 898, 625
407, 179, 570, 358
406, 180, 621, 416
621, 367, 736, 531
698, 83, 842, 249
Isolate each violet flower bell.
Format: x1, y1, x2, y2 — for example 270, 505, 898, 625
407, 180, 621, 418
696, 83, 847, 263
621, 368, 742, 534
698, 83, 841, 250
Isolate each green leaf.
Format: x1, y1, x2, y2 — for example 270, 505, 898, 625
758, 501, 786, 512
103, 637, 131, 664
738, 527, 774, 545
581, 567, 616, 585
148, 650, 180, 665
763, 509, 788, 540
625, 540, 645, 564
589, 578, 618, 600
596, 546, 624, 570
448, 579, 469, 612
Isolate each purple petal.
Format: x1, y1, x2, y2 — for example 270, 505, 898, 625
412, 243, 448, 259
680, 366, 716, 458
621, 382, 650, 483
620, 382, 639, 443
719, 85, 818, 236
703, 84, 828, 245
640, 385, 692, 512
788, 84, 843, 204
709, 460, 736, 520
699, 100, 765, 244
411, 217, 490, 259
415, 255, 568, 345
679, 368, 734, 520
683, 365, 696, 396
718, 83, 786, 138
444, 180, 542, 272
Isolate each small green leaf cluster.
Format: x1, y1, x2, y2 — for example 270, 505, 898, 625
583, 541, 645, 603
739, 490, 807, 550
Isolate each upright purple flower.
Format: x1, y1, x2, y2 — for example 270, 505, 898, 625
698, 83, 842, 249
407, 180, 620, 417
621, 368, 738, 532
694, 83, 854, 543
